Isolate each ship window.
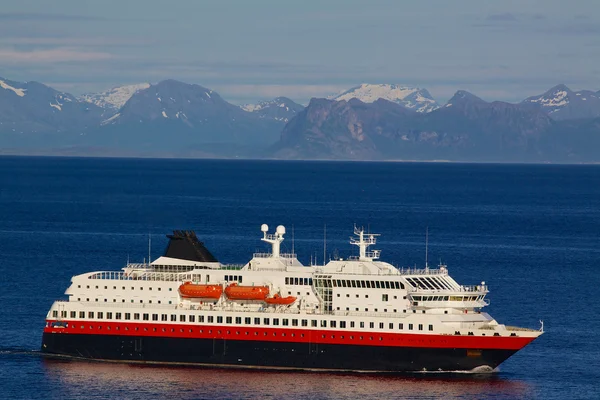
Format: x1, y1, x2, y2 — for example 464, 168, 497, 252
235, 317, 241, 324
419, 324, 423, 331
244, 317, 251, 324
309, 278, 313, 285
350, 321, 355, 328
289, 319, 296, 327
273, 318, 279, 326
369, 322, 374, 328
293, 278, 298, 285
139, 313, 146, 321
160, 314, 166, 321
360, 281, 366, 288
330, 321, 336, 328
363, 281, 369, 288
379, 322, 384, 329
217, 316, 223, 323
283, 319, 289, 326
78, 285, 81, 288
375, 281, 380, 288
365, 295, 369, 299
125, 313, 131, 320
158, 288, 161, 291
350, 280, 356, 288
149, 287, 152, 291
337, 294, 340, 298
384, 282, 390, 289
429, 325, 434, 331
169, 288, 172, 291
153, 314, 158, 321
320, 320, 327, 327
171, 314, 176, 321
225, 317, 232, 324
208, 316, 214, 323
254, 318, 260, 325
408, 324, 413, 330
360, 322, 365, 328
285, 277, 290, 285
88, 312, 94, 318
107, 312, 113, 319
264, 318, 270, 325
382, 294, 388, 302
97, 312, 103, 319
70, 311, 76, 318
140, 287, 143, 291
311, 320, 317, 327
301, 319, 308, 327
199, 315, 205, 323
399, 323, 403, 329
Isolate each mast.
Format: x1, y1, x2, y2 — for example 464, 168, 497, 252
323, 224, 327, 266
425, 226, 429, 269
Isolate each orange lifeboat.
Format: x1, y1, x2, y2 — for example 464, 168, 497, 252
225, 283, 269, 300
179, 282, 223, 299
264, 294, 296, 305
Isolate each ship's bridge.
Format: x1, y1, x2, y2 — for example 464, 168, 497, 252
318, 227, 398, 275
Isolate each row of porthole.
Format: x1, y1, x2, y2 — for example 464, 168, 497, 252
76, 298, 171, 305
78, 285, 173, 292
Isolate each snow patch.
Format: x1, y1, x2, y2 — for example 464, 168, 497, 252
162, 111, 168, 118
528, 90, 569, 107
333, 83, 439, 112
241, 103, 263, 112
79, 83, 149, 109
101, 113, 121, 125
49, 102, 62, 111
0, 80, 26, 97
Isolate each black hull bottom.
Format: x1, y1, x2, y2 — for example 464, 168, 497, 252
42, 333, 517, 372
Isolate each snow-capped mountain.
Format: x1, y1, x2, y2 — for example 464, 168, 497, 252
333, 84, 440, 113
80, 83, 151, 111
0, 77, 103, 135
241, 97, 304, 122
521, 84, 600, 120
99, 79, 284, 147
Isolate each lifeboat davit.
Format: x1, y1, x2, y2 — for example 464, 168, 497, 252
264, 294, 296, 305
225, 283, 269, 300
179, 282, 223, 299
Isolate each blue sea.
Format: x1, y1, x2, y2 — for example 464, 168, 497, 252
1, 156, 599, 399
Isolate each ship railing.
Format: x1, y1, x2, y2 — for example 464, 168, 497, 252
88, 271, 193, 282
313, 268, 398, 276
220, 264, 245, 270
407, 284, 488, 293
252, 252, 297, 259
505, 325, 538, 332
396, 267, 447, 276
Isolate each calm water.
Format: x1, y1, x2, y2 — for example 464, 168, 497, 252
1, 157, 599, 399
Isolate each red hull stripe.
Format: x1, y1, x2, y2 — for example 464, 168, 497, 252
44, 320, 535, 350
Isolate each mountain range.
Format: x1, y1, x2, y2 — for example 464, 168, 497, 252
1, 77, 599, 162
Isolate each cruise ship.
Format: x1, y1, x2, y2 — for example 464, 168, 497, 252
42, 225, 543, 372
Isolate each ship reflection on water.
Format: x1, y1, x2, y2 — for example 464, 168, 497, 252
42, 358, 533, 399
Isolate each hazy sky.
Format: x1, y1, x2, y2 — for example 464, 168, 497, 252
1, 0, 598, 105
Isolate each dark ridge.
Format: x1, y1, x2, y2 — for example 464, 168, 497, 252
163, 230, 218, 263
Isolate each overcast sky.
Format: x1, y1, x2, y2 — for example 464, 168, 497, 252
1, 0, 598, 104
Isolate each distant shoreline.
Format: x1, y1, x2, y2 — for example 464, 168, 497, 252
1, 152, 599, 165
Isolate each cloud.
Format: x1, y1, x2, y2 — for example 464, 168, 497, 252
0, 12, 104, 22
485, 13, 518, 22
0, 48, 115, 63
0, 37, 154, 47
